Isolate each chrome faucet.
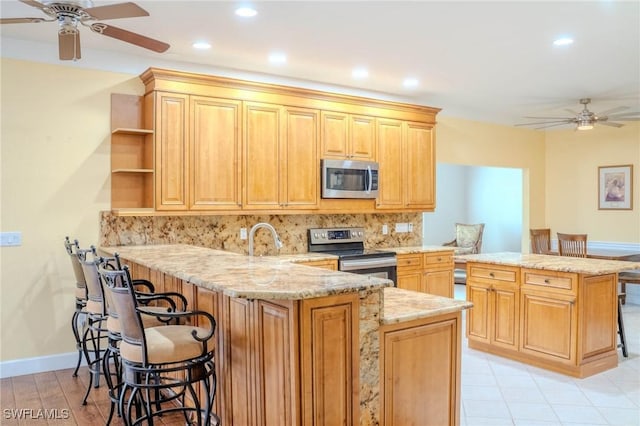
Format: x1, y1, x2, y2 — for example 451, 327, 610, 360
248, 222, 284, 256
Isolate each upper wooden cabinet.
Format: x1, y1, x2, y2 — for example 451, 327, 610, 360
321, 111, 376, 160
114, 68, 440, 215
376, 120, 435, 210
151, 92, 242, 211
244, 102, 319, 210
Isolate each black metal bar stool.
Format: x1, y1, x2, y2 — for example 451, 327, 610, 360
64, 237, 93, 377
618, 293, 628, 357
99, 265, 220, 426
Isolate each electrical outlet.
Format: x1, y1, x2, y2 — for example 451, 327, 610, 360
408, 223, 414, 232
0, 231, 22, 246
382, 224, 388, 235
240, 228, 247, 240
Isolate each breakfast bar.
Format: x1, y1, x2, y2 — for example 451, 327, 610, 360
101, 244, 472, 426
460, 252, 640, 378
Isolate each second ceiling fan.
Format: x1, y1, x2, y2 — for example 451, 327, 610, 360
515, 98, 640, 130
0, 0, 170, 60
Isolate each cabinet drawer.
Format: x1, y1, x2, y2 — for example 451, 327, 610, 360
522, 269, 576, 293
469, 264, 518, 283
424, 252, 453, 268
397, 254, 423, 270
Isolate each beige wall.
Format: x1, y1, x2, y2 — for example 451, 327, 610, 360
545, 124, 640, 242
1, 58, 638, 364
435, 117, 547, 250
1, 59, 143, 361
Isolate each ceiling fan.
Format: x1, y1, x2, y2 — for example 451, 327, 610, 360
0, 0, 169, 60
515, 98, 640, 130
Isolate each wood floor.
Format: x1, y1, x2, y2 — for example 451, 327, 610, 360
1, 367, 193, 425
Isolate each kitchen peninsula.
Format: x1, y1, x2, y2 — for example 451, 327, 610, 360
101, 244, 472, 426
460, 252, 640, 378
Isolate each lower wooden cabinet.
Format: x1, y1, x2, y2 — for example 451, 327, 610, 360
466, 264, 520, 350
221, 291, 359, 426
466, 263, 619, 377
396, 251, 454, 298
380, 312, 462, 426
296, 258, 338, 270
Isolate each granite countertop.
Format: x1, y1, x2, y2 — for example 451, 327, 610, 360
456, 252, 640, 274
100, 244, 390, 300
381, 287, 472, 325
267, 252, 338, 263
382, 245, 456, 255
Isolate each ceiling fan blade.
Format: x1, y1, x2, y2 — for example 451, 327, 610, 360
612, 117, 640, 121
515, 119, 574, 127
522, 116, 573, 120
83, 2, 149, 21
19, 0, 48, 11
90, 23, 169, 52
564, 108, 579, 115
607, 111, 640, 117
0, 17, 46, 24
597, 106, 629, 116
59, 31, 81, 60
598, 121, 624, 128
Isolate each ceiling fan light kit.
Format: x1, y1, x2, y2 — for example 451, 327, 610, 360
515, 98, 640, 131
0, 0, 170, 60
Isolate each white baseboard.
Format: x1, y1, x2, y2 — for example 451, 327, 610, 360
0, 351, 79, 379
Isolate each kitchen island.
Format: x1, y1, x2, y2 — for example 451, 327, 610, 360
459, 252, 640, 378
101, 244, 471, 426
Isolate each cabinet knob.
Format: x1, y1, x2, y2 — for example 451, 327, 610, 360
489, 272, 495, 278
544, 279, 550, 284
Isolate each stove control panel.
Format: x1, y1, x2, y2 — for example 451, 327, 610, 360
308, 227, 365, 244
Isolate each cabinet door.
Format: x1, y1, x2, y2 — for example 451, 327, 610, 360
404, 122, 435, 209
466, 283, 491, 343
350, 115, 376, 160
155, 92, 189, 210
520, 289, 577, 364
282, 107, 319, 209
424, 269, 454, 298
320, 111, 349, 158
381, 316, 460, 426
190, 96, 242, 210
397, 271, 422, 292
255, 300, 298, 426
244, 102, 282, 209
300, 294, 359, 426
492, 285, 519, 349
376, 119, 404, 209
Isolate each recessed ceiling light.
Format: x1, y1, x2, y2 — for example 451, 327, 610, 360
235, 6, 257, 17
403, 78, 419, 88
352, 68, 369, 79
269, 52, 287, 65
192, 41, 211, 50
553, 37, 574, 46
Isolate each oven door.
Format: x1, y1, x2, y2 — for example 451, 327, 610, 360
339, 256, 397, 285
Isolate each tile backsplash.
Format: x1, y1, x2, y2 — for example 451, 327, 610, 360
100, 212, 423, 255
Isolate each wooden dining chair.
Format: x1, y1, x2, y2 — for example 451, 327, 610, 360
557, 233, 588, 258
530, 228, 551, 254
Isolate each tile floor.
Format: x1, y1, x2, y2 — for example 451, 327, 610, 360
453, 284, 640, 426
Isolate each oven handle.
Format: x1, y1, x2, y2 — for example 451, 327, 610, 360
340, 257, 397, 271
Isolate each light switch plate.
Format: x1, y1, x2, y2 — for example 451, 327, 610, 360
240, 228, 248, 240
395, 223, 409, 233
382, 224, 388, 235
0, 231, 22, 246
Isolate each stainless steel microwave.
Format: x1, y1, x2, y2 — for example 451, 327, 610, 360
321, 159, 379, 199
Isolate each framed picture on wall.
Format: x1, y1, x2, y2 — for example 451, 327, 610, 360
598, 164, 633, 210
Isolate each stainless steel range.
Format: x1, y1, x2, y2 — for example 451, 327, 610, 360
307, 227, 397, 284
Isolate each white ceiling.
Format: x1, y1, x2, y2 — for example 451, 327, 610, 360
1, 0, 639, 127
